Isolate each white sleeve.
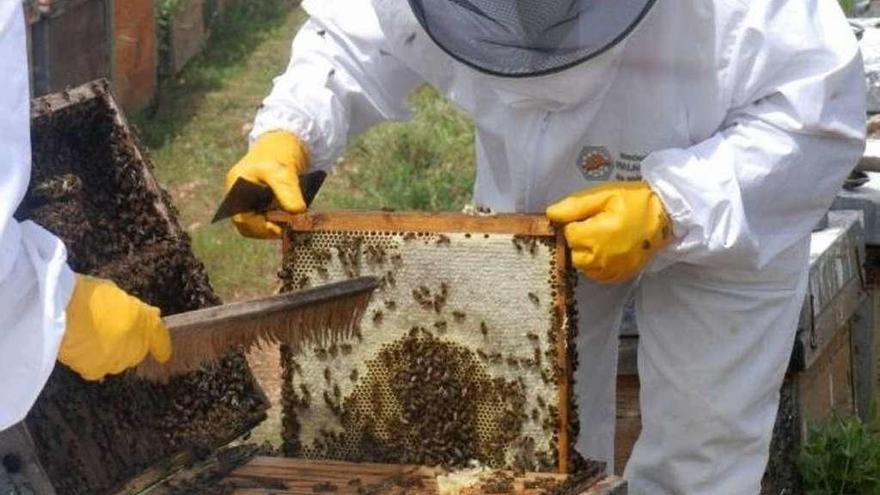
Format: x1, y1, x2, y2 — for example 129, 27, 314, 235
0, 3, 75, 431
643, 0, 866, 270
251, 0, 424, 170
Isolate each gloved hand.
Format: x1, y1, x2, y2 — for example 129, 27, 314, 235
546, 181, 673, 284
225, 130, 311, 239
59, 275, 171, 381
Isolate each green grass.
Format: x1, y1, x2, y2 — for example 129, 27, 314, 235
320, 86, 475, 212
135, 1, 475, 301
799, 414, 880, 494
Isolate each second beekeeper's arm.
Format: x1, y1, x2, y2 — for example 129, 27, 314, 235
228, 0, 424, 238
0, 2, 171, 432
549, 0, 866, 280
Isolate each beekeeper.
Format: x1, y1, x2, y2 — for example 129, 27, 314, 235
227, 0, 866, 492
0, 2, 171, 432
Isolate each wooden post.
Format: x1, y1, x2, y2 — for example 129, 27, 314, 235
112, 0, 158, 111
170, 0, 207, 74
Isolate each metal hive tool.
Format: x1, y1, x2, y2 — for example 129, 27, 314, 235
272, 211, 577, 474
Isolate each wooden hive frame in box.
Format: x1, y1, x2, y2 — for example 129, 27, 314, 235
272, 211, 578, 474
14, 80, 268, 495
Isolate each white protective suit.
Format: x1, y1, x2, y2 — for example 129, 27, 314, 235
251, 0, 866, 493
0, 3, 75, 431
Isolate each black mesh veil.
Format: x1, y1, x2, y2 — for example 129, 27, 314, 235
407, 0, 656, 78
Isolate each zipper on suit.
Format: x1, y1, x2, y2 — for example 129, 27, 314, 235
523, 111, 553, 212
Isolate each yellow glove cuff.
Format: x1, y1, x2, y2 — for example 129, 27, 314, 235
249, 131, 311, 175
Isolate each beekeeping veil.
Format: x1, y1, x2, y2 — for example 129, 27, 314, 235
406, 0, 656, 78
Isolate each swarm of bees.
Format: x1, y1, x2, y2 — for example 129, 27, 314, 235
25, 88, 267, 495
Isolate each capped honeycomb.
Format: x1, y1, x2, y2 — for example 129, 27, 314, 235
278, 216, 577, 473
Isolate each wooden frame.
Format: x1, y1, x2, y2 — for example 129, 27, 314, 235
269, 211, 556, 236
223, 457, 627, 494
31, 80, 182, 243
22, 80, 269, 495
273, 210, 573, 473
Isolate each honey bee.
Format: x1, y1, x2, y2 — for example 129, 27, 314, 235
290, 360, 303, 374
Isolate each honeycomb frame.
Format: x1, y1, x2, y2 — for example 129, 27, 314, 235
17, 80, 268, 495
274, 211, 576, 473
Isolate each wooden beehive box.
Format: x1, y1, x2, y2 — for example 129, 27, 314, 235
11, 80, 268, 495
26, 0, 113, 97
104, 451, 625, 494
112, 0, 158, 111
273, 211, 579, 474
219, 457, 625, 494
166, 0, 207, 75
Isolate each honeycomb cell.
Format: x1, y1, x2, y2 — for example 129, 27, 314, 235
279, 228, 576, 471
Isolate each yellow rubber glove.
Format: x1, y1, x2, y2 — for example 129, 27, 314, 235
546, 181, 673, 284
225, 131, 311, 239
59, 275, 171, 381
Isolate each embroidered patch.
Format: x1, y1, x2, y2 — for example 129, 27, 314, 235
577, 146, 613, 181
